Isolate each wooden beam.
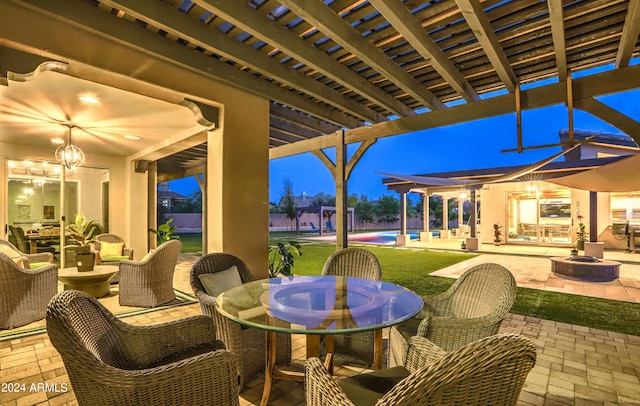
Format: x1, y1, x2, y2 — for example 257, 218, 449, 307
279, 0, 446, 111
196, 0, 416, 117
270, 104, 342, 135
345, 139, 376, 181
2, 0, 362, 129
311, 149, 336, 179
369, 0, 480, 103
547, 0, 568, 82
615, 0, 640, 68
567, 72, 574, 146
455, 0, 517, 92
574, 97, 640, 146
269, 64, 640, 157
101, 0, 384, 124
512, 82, 521, 153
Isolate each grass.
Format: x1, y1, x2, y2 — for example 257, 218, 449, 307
178, 232, 640, 336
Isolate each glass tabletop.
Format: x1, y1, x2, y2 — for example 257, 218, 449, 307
215, 275, 423, 335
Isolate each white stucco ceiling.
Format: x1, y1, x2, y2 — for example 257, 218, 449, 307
0, 68, 208, 158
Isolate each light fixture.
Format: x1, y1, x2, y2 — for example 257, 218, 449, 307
55, 125, 85, 169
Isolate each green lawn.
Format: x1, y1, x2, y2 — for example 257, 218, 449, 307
178, 233, 640, 336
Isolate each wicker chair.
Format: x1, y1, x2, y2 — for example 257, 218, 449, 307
388, 262, 517, 367
92, 233, 134, 283
190, 252, 292, 389
306, 334, 536, 406
321, 247, 382, 366
46, 290, 241, 406
93, 233, 134, 265
118, 240, 181, 307
0, 251, 57, 329
0, 239, 54, 267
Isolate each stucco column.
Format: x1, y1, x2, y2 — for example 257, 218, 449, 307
423, 193, 429, 232
207, 89, 270, 278
399, 190, 407, 235
442, 196, 448, 230
458, 197, 464, 228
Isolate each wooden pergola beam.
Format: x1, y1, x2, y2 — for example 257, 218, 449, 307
574, 97, 640, 146
547, 0, 568, 82
615, 0, 640, 69
455, 0, 517, 92
279, 0, 446, 111
370, 0, 480, 103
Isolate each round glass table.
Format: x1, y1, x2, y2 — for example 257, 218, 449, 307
216, 275, 423, 406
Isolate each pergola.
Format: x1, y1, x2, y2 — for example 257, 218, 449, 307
294, 206, 355, 236
2, 0, 640, 276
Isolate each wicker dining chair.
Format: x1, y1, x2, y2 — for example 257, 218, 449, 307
190, 252, 292, 389
388, 262, 517, 367
0, 251, 57, 329
321, 247, 382, 366
118, 239, 181, 307
306, 333, 536, 406
46, 290, 241, 406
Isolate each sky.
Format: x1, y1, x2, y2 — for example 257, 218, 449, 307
169, 62, 640, 203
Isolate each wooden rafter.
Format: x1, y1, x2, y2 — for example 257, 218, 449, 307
369, 0, 480, 103
615, 0, 640, 68
547, 0, 568, 82
279, 0, 446, 110
455, 0, 517, 92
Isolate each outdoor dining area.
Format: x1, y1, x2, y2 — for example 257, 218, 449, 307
2, 239, 539, 406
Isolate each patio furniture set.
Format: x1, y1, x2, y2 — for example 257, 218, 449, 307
0, 236, 181, 330
35, 245, 534, 405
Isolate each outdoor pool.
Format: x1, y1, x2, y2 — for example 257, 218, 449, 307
307, 231, 421, 245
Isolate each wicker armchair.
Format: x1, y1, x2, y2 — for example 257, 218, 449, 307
0, 251, 57, 329
118, 240, 181, 307
321, 247, 382, 366
306, 334, 536, 406
0, 239, 54, 267
190, 253, 292, 389
46, 290, 240, 406
388, 262, 517, 367
93, 233, 134, 265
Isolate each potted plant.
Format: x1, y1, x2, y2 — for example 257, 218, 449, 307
149, 218, 180, 244
576, 214, 586, 250
493, 223, 503, 246
66, 213, 102, 271
268, 241, 302, 277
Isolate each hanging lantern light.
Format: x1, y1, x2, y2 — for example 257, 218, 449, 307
55, 125, 85, 169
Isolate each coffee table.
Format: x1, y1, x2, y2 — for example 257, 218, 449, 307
58, 265, 118, 298
216, 275, 423, 406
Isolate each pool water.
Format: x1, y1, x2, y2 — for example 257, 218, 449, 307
347, 232, 420, 245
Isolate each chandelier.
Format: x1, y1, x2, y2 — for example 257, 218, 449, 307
55, 125, 85, 169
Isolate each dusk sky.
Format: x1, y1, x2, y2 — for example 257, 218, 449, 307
169, 63, 640, 202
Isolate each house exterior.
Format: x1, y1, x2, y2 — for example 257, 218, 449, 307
383, 131, 640, 251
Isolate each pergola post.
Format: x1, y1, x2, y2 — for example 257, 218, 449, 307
336, 130, 348, 249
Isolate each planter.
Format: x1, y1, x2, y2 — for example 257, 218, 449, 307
576, 239, 586, 251
76, 252, 96, 272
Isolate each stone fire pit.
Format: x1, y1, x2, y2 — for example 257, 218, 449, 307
550, 256, 620, 282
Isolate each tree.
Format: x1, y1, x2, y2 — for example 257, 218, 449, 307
280, 177, 297, 230
375, 194, 400, 229
310, 192, 336, 221
355, 195, 376, 229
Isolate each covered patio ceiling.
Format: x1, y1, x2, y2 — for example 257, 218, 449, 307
2, 0, 640, 180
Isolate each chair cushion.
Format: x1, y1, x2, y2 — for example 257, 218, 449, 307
338, 366, 411, 406
395, 317, 422, 341
0, 244, 26, 268
140, 341, 227, 369
100, 241, 124, 258
29, 262, 51, 269
141, 248, 156, 262
101, 256, 130, 262
198, 265, 242, 297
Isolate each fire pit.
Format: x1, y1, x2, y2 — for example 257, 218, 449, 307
550, 256, 620, 282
